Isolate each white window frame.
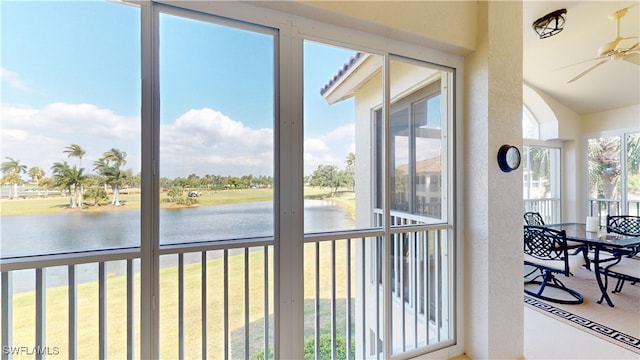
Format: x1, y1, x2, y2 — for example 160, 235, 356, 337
140, 2, 464, 359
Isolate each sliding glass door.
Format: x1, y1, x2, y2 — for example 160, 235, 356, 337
157, 8, 275, 359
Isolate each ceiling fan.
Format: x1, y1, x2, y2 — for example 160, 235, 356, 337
560, 6, 639, 83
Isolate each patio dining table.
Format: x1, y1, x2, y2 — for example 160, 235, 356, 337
545, 222, 640, 307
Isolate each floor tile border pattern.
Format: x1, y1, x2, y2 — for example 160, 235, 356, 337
524, 295, 640, 353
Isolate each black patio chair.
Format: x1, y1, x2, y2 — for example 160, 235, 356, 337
524, 212, 544, 226
523, 211, 591, 268
524, 225, 587, 304
607, 215, 640, 238
601, 215, 640, 295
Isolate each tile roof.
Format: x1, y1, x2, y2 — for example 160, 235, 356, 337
320, 52, 363, 96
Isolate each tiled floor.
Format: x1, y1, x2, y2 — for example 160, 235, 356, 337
524, 307, 640, 359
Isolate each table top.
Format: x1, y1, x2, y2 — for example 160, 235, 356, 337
544, 222, 640, 248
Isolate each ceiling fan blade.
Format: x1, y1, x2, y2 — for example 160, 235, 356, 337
554, 57, 604, 71
625, 42, 639, 52
567, 59, 607, 83
623, 53, 640, 65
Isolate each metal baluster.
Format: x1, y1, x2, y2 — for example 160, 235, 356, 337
99, 262, 106, 360
244, 248, 249, 360
201, 252, 207, 359
315, 242, 320, 360
2, 272, 12, 360
435, 232, 441, 342
127, 259, 134, 360
413, 232, 418, 349
178, 253, 184, 359
264, 246, 269, 360
375, 236, 380, 360
345, 238, 352, 360
425, 232, 430, 344
224, 250, 229, 360
331, 240, 336, 360
360, 238, 367, 359
400, 235, 405, 353
68, 265, 77, 360
35, 268, 46, 360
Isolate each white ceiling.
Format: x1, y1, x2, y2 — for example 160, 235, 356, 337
523, 1, 640, 115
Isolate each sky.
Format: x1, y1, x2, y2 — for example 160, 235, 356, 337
1, 1, 357, 180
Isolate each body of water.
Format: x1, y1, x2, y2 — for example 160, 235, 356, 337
1, 200, 353, 292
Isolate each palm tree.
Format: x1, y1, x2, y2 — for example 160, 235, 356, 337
28, 167, 45, 196
628, 133, 640, 175
51, 161, 86, 208
588, 137, 622, 201
345, 152, 356, 191
345, 152, 356, 170
588, 135, 640, 214
64, 144, 86, 204
1, 157, 27, 199
52, 162, 72, 207
64, 144, 86, 168
526, 147, 551, 198
38, 177, 54, 198
94, 148, 127, 206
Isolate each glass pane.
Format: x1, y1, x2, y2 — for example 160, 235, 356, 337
627, 133, 640, 216
159, 13, 274, 244
392, 107, 410, 213
1, 1, 141, 257
414, 96, 442, 218
303, 42, 382, 232
588, 136, 622, 216
522, 107, 539, 140
158, 13, 275, 359
388, 58, 445, 223
522, 146, 561, 224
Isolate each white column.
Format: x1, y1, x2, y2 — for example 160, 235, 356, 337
464, 1, 524, 358
275, 22, 305, 359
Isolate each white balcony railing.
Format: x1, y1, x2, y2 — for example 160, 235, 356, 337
1, 224, 452, 359
523, 198, 561, 224
589, 198, 640, 218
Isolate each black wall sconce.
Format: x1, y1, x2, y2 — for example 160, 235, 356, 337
532, 9, 567, 39
497, 145, 521, 173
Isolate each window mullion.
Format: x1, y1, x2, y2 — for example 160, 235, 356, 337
382, 53, 393, 359
140, 2, 160, 359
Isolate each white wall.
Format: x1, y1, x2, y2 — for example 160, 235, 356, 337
582, 104, 640, 134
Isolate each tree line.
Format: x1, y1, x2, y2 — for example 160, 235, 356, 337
306, 152, 355, 196
1, 148, 356, 208
1, 144, 130, 208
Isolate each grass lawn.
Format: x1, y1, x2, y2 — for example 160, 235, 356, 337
4, 241, 357, 359
1, 186, 358, 358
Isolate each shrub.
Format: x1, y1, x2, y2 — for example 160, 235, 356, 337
251, 334, 355, 360
304, 334, 355, 360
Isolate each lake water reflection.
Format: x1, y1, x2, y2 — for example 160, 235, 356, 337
1, 200, 353, 291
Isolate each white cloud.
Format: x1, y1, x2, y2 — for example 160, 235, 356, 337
1, 103, 356, 180
160, 108, 273, 178
304, 138, 329, 153
1, 68, 31, 91
303, 123, 355, 174
1, 103, 140, 177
